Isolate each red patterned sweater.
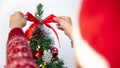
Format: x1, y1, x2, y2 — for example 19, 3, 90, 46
5, 28, 38, 68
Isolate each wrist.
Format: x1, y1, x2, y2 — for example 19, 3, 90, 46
68, 26, 73, 40
69, 31, 73, 41
10, 22, 24, 29
10, 25, 22, 30
68, 27, 74, 47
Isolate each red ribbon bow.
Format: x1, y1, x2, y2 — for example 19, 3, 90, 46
25, 12, 60, 47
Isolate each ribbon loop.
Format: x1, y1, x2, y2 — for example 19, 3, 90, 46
26, 12, 39, 23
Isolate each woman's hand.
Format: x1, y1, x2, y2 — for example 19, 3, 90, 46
9, 11, 27, 29
54, 16, 73, 40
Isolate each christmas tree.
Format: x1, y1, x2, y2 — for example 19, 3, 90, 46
28, 3, 66, 68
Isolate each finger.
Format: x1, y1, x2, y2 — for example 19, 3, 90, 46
13, 11, 23, 17
17, 12, 27, 20
57, 26, 64, 30
54, 17, 62, 23
56, 16, 70, 20
56, 23, 60, 26
56, 23, 63, 29
14, 11, 22, 14
20, 12, 25, 17
23, 15, 27, 20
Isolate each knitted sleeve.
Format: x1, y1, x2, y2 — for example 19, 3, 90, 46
5, 28, 38, 68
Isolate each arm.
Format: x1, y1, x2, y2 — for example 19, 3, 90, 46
5, 11, 38, 68
54, 16, 81, 67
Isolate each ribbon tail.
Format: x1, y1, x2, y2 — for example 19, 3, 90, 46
25, 12, 39, 40
25, 23, 38, 40
45, 23, 60, 47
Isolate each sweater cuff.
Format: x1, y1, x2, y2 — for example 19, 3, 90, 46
8, 28, 25, 41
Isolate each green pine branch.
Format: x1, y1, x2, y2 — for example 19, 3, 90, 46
30, 38, 51, 54
35, 3, 44, 21
46, 57, 65, 68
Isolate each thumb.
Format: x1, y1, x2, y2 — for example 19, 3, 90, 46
54, 17, 61, 23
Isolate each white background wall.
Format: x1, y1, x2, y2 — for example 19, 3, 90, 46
0, 0, 80, 68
